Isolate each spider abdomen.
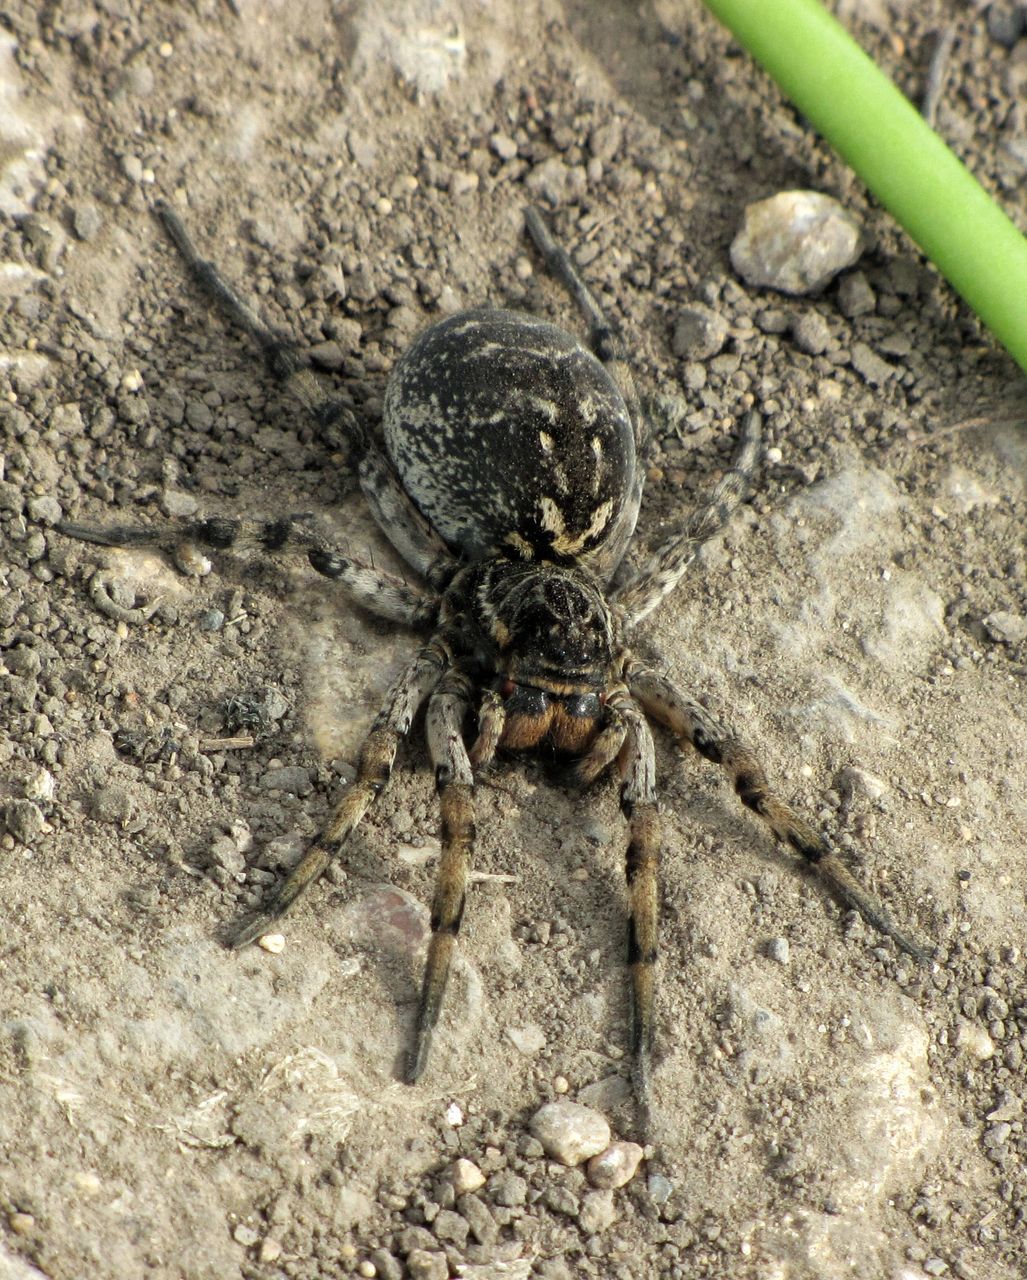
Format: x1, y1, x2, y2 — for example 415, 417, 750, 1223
382, 308, 638, 573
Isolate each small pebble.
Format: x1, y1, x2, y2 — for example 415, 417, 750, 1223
791, 311, 830, 356
646, 1172, 673, 1205
671, 304, 728, 360
369, 1249, 402, 1280
490, 1173, 528, 1207
9, 1213, 34, 1235
953, 1020, 994, 1060
553, 1075, 570, 1094
24, 768, 55, 803
260, 765, 312, 795
257, 934, 286, 954
4, 799, 45, 844
986, 2, 1024, 48
837, 271, 876, 317
529, 1100, 611, 1166
448, 1158, 486, 1195
445, 1101, 464, 1126
259, 1238, 282, 1263
490, 133, 518, 160
578, 1189, 615, 1233
765, 937, 791, 965
850, 342, 895, 386
406, 1249, 448, 1280
586, 1142, 644, 1190
71, 202, 103, 241
357, 1262, 376, 1278
233, 1223, 259, 1247
983, 610, 1027, 645
731, 190, 864, 294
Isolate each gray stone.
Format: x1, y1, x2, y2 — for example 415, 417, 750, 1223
791, 311, 830, 356
850, 342, 895, 386
260, 765, 312, 795
671, 304, 728, 360
984, 610, 1027, 644
490, 1173, 527, 1207
837, 271, 876, 317
3, 799, 45, 844
72, 202, 103, 241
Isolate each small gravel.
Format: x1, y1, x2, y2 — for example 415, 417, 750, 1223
529, 1101, 611, 1166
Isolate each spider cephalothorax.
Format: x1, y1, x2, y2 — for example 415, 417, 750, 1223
57, 201, 929, 1114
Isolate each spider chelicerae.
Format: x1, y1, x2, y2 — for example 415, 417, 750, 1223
59, 200, 929, 1106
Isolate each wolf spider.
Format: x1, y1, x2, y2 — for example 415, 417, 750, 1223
58, 200, 929, 1106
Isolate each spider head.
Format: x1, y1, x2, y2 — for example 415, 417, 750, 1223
484, 563, 617, 754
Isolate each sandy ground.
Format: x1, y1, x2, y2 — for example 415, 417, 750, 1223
1, 2, 1026, 1278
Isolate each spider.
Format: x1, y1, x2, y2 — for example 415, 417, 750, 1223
58, 200, 929, 1106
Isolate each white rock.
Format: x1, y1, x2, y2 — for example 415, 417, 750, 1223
953, 1019, 995, 1060
731, 190, 864, 294
529, 1101, 611, 1166
448, 1158, 486, 1195
586, 1141, 644, 1189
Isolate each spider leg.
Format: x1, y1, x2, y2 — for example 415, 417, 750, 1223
574, 699, 628, 787
523, 205, 647, 584
56, 514, 436, 628
468, 688, 504, 769
627, 661, 931, 964
153, 200, 456, 587
610, 690, 661, 1109
613, 410, 761, 627
407, 668, 476, 1083
229, 640, 448, 947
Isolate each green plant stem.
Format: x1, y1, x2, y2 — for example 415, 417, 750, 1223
703, 0, 1027, 375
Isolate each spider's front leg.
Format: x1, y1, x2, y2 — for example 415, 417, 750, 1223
407, 668, 477, 1083
230, 641, 449, 947
609, 690, 661, 1109
628, 662, 931, 964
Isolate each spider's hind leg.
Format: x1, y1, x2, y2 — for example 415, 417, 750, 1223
56, 513, 435, 628
628, 661, 931, 965
613, 411, 761, 628
154, 201, 456, 586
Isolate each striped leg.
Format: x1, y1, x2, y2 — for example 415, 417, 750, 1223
628, 663, 930, 964
613, 411, 761, 627
154, 200, 456, 585
612, 693, 661, 1106
229, 642, 448, 948
407, 670, 476, 1082
56, 514, 436, 628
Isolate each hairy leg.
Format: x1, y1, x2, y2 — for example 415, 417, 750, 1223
408, 668, 477, 1082
614, 411, 761, 627
154, 200, 455, 584
57, 513, 437, 627
628, 661, 930, 964
230, 640, 449, 947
